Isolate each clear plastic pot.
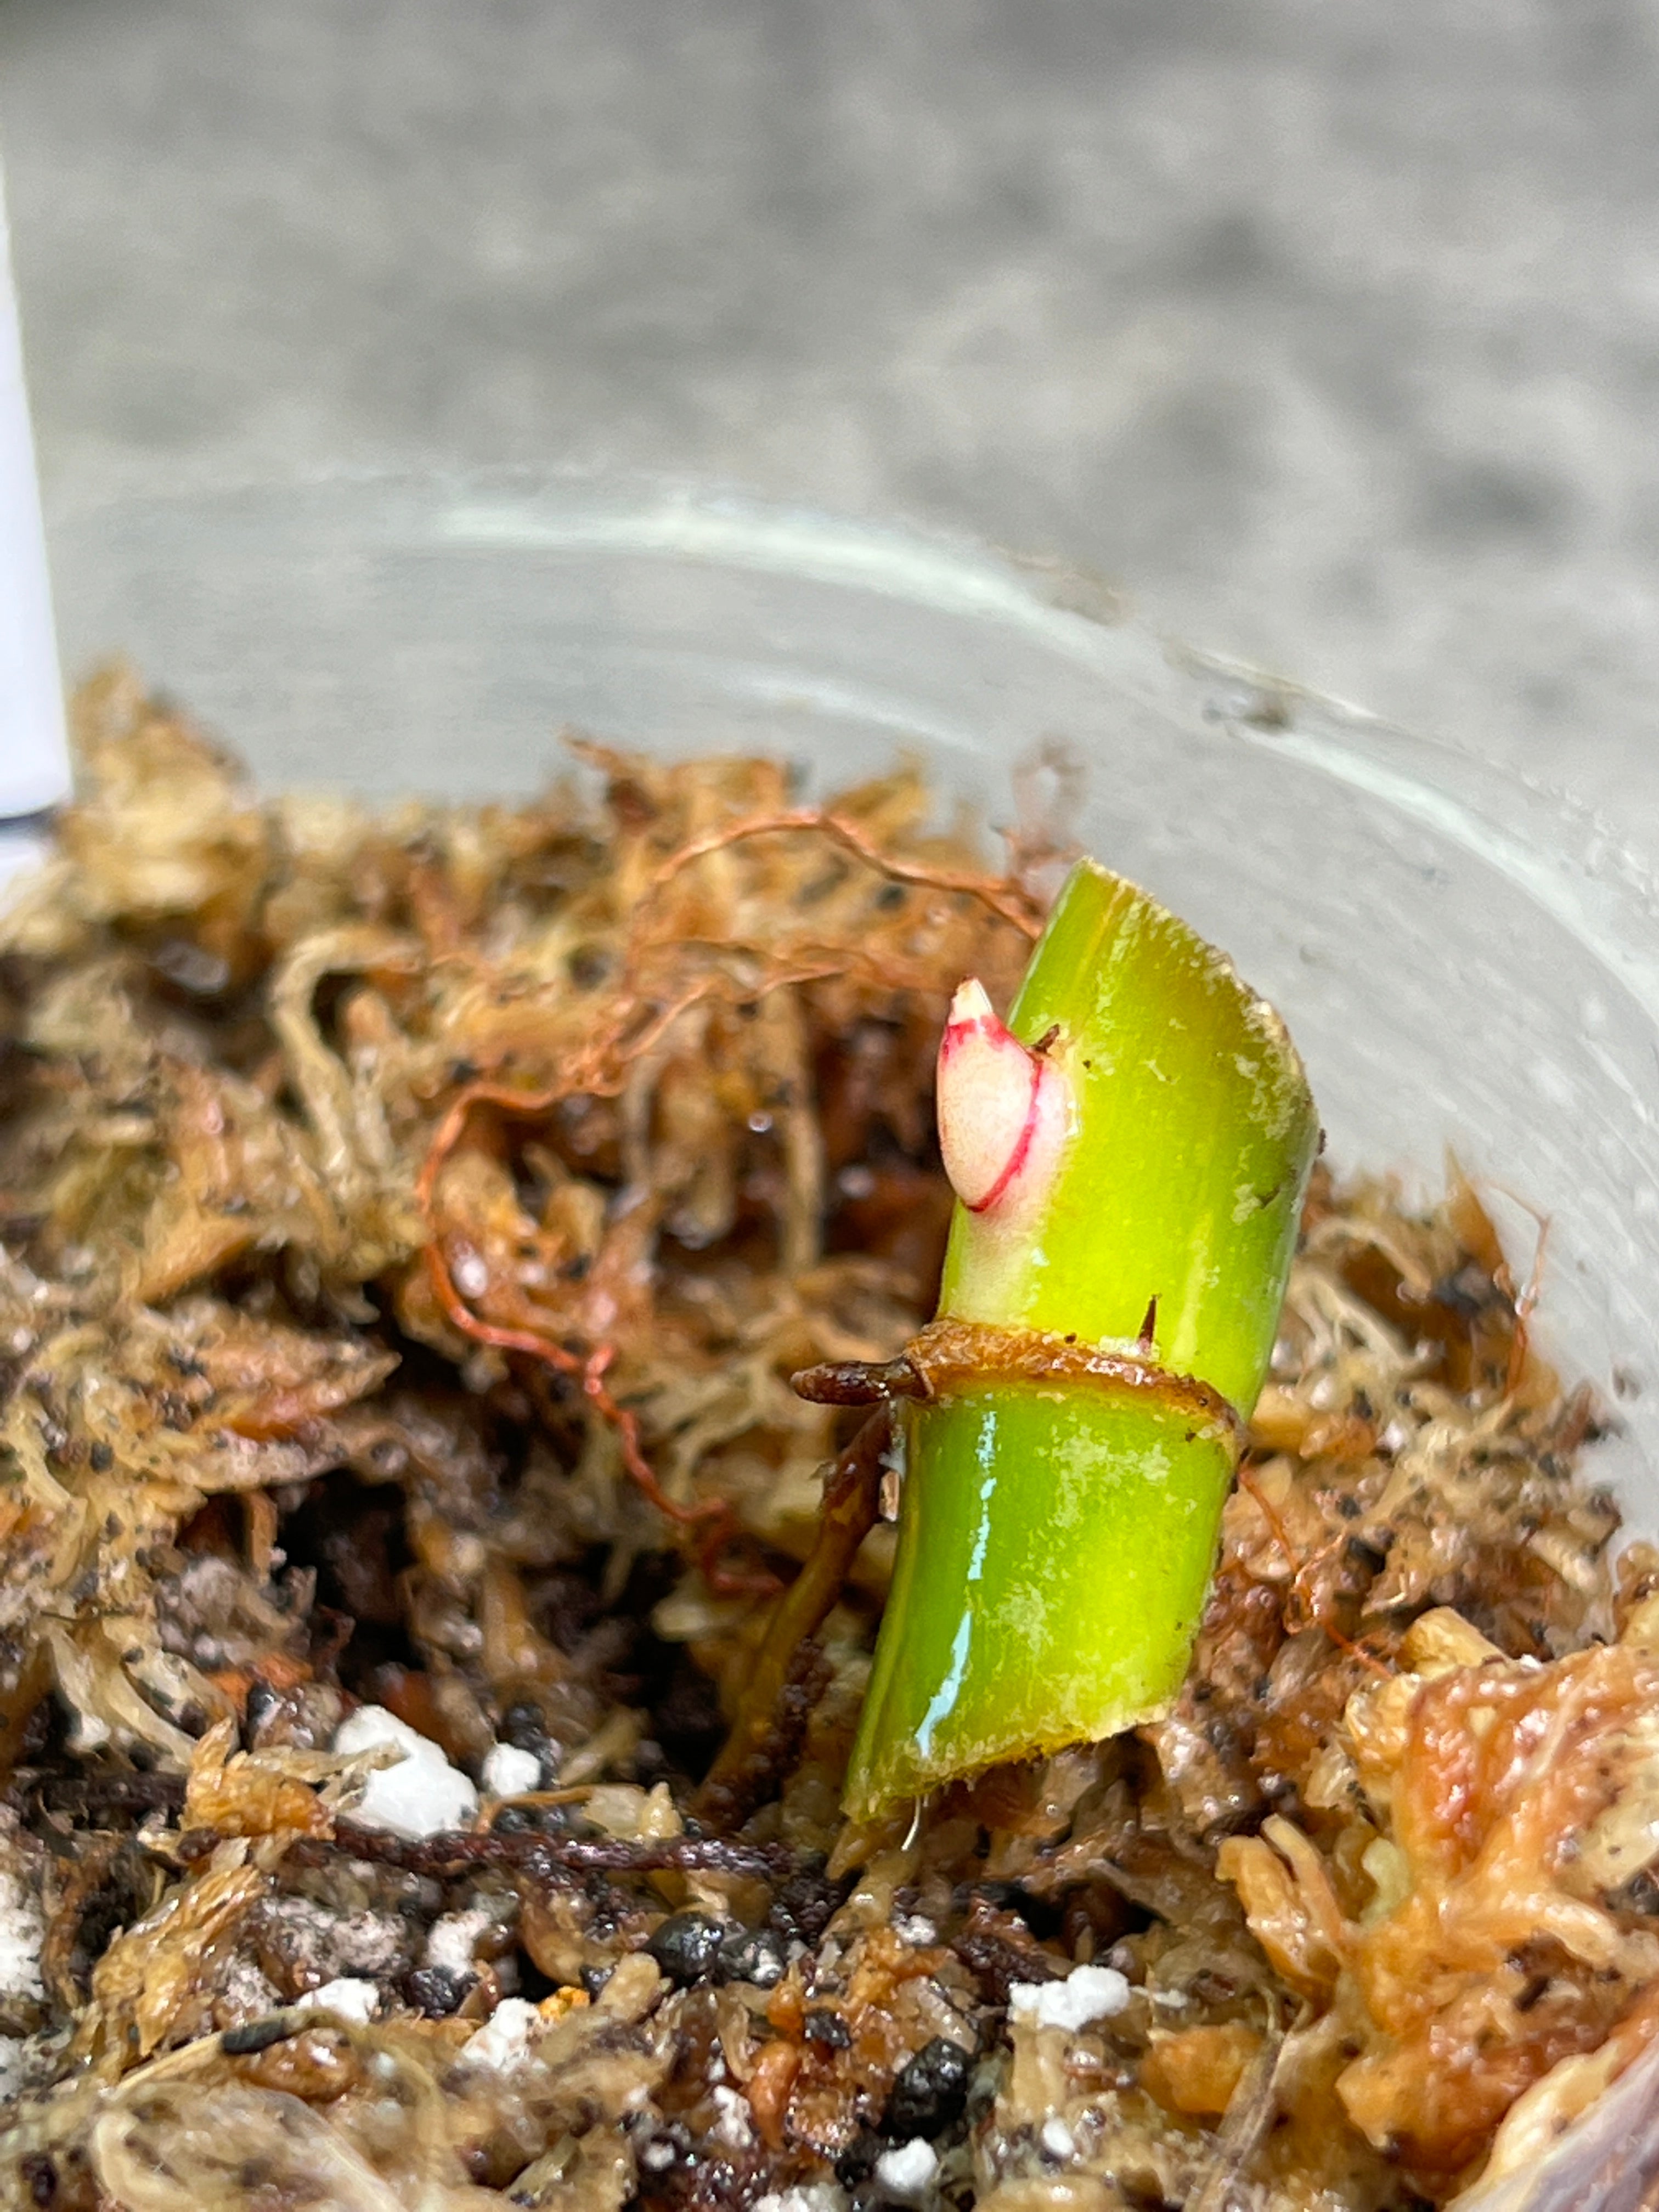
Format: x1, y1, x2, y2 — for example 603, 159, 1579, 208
44, 472, 1659, 1525
28, 471, 1659, 2205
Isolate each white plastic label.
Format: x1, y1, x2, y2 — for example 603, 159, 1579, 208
0, 162, 68, 819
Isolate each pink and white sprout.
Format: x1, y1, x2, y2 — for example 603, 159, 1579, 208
936, 979, 1072, 1220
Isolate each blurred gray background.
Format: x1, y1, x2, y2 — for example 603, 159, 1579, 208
2, 0, 1656, 836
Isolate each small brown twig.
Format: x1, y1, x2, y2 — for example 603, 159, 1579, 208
696, 1407, 891, 1825
287, 1820, 802, 1884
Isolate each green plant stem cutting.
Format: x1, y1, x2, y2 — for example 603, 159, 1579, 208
842, 857, 1319, 1820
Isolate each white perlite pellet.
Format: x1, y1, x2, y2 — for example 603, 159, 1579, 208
332, 1705, 478, 1841
754, 2188, 848, 2212
461, 1996, 541, 2071
481, 1741, 542, 1798
0, 1861, 45, 2007
424, 1907, 492, 1974
297, 1977, 378, 2025
1007, 1961, 1130, 2033
873, 2138, 939, 2199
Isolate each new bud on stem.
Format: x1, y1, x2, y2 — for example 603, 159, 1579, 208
845, 859, 1319, 1820
936, 978, 1071, 1219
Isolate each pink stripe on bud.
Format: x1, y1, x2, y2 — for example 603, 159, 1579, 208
937, 979, 1071, 1217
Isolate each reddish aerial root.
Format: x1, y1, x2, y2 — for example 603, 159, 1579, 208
416, 1079, 774, 1595
410, 808, 1039, 1598
648, 808, 1045, 941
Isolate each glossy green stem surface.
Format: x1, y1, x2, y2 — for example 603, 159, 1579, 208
943, 859, 1314, 1410
845, 860, 1317, 1819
